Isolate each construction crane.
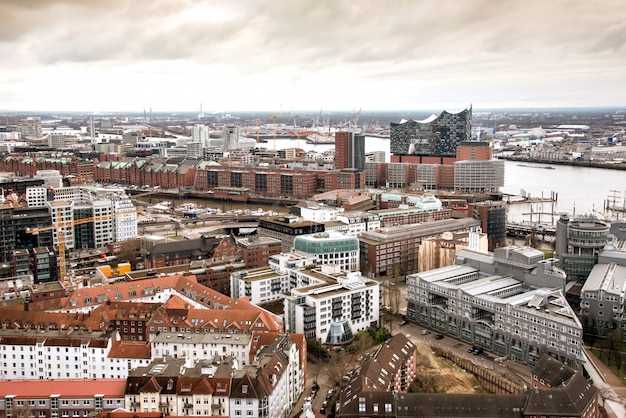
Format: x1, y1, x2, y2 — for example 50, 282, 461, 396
352, 108, 361, 131
27, 211, 134, 285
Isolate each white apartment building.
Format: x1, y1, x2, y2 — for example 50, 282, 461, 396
300, 205, 343, 223
0, 329, 150, 380
284, 264, 380, 344
47, 200, 75, 250
51, 186, 137, 249
186, 141, 204, 159
151, 332, 252, 366
110, 194, 137, 242
231, 266, 289, 305
336, 211, 381, 235
92, 198, 114, 248
453, 159, 505, 193
126, 333, 303, 418
231, 252, 316, 304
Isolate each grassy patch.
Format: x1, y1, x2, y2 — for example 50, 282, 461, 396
590, 348, 626, 378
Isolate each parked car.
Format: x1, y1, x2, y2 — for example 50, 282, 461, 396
435, 334, 444, 340
468, 346, 483, 355
400, 320, 409, 326
421, 329, 430, 335
326, 389, 334, 400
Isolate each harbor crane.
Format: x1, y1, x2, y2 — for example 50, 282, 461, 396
27, 211, 134, 284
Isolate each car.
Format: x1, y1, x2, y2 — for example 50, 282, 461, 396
435, 334, 444, 340
326, 389, 334, 400
421, 329, 430, 335
320, 407, 326, 414
468, 346, 483, 355
322, 401, 328, 408
400, 320, 409, 326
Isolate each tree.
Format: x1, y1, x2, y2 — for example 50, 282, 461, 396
353, 330, 374, 358
118, 238, 142, 270
307, 338, 329, 360
606, 328, 623, 367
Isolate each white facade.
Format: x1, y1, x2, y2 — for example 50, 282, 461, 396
92, 199, 114, 248
47, 200, 75, 250
34, 169, 63, 189
293, 231, 360, 272
336, 211, 381, 236
223, 126, 240, 151
300, 205, 343, 223
26, 186, 48, 208
151, 333, 252, 366
231, 266, 289, 305
52, 186, 138, 248
192, 124, 211, 148
186, 141, 204, 159
21, 117, 42, 139
111, 194, 138, 242
284, 265, 381, 344
0, 330, 149, 380
47, 132, 67, 148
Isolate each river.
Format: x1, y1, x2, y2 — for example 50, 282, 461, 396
501, 161, 626, 224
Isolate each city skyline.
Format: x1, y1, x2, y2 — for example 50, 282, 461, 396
1, 0, 625, 113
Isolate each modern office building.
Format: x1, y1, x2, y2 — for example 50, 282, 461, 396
283, 264, 380, 344
390, 105, 472, 163
469, 201, 507, 251
20, 117, 42, 139
0, 203, 53, 263
406, 246, 583, 368
453, 159, 505, 193
555, 214, 610, 281
580, 233, 626, 338
293, 231, 360, 271
335, 131, 365, 171
257, 215, 325, 252
46, 200, 75, 250
47, 132, 68, 148
359, 217, 481, 278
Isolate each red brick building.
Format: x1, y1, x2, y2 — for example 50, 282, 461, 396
236, 236, 282, 269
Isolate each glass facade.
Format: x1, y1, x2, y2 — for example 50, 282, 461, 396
390, 106, 472, 156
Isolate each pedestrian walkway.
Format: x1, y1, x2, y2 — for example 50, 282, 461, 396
583, 347, 626, 418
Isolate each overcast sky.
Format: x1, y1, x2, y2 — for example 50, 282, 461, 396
1, 0, 625, 113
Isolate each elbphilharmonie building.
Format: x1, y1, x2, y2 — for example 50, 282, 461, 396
390, 105, 472, 157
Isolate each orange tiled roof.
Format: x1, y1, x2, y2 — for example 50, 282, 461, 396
108, 340, 151, 359
0, 379, 127, 397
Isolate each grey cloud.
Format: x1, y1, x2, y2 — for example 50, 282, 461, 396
3, 0, 626, 78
